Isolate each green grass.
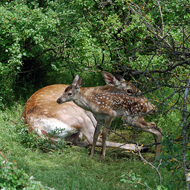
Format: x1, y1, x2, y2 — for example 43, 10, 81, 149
0, 104, 182, 190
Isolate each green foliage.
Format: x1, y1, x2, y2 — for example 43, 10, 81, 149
158, 132, 188, 188
15, 120, 67, 152
120, 171, 168, 190
0, 155, 51, 189
1, 0, 188, 106
120, 171, 144, 188
0, 0, 190, 189
0, 1, 61, 106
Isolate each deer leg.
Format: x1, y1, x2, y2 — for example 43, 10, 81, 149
142, 124, 162, 158
89, 123, 102, 158
151, 126, 162, 158
137, 116, 162, 158
85, 110, 97, 128
99, 117, 113, 160
79, 124, 147, 153
65, 131, 89, 147
130, 116, 162, 158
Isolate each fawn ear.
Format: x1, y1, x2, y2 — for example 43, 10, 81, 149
72, 75, 80, 87
77, 76, 83, 88
72, 75, 83, 88
114, 74, 125, 82
103, 71, 121, 87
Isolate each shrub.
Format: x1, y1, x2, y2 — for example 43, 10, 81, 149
14, 120, 67, 152
0, 153, 54, 189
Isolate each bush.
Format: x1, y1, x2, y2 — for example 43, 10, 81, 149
14, 120, 67, 152
0, 153, 53, 189
0, 1, 61, 107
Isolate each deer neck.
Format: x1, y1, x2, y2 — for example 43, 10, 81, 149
73, 90, 94, 112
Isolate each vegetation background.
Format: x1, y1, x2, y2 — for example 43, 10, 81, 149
0, 0, 189, 189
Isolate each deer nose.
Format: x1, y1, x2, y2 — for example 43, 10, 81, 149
57, 98, 62, 104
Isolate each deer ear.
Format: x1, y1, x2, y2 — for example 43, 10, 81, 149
114, 74, 125, 82
76, 76, 83, 88
72, 75, 83, 88
72, 75, 80, 86
103, 71, 121, 87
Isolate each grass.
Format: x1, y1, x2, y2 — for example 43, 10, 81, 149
0, 104, 181, 190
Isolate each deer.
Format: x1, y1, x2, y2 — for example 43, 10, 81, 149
21, 71, 161, 157
57, 75, 162, 160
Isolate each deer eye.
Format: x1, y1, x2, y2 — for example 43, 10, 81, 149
127, 89, 132, 94
68, 93, 72, 96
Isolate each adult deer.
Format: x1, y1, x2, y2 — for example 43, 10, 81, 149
57, 75, 162, 160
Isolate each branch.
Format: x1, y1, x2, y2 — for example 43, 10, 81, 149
133, 146, 162, 186
0, 151, 8, 162
129, 2, 172, 49
182, 76, 190, 189
156, 0, 165, 37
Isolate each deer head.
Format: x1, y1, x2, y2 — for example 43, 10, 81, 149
103, 71, 156, 114
103, 71, 139, 95
57, 75, 83, 104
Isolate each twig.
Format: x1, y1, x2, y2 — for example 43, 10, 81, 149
156, 0, 164, 37
133, 146, 162, 186
0, 151, 8, 162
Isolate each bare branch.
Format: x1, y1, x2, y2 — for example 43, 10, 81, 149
133, 146, 162, 186
156, 0, 165, 37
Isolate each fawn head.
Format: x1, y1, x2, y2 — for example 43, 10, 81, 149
103, 71, 156, 114
103, 71, 140, 95
57, 75, 82, 104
